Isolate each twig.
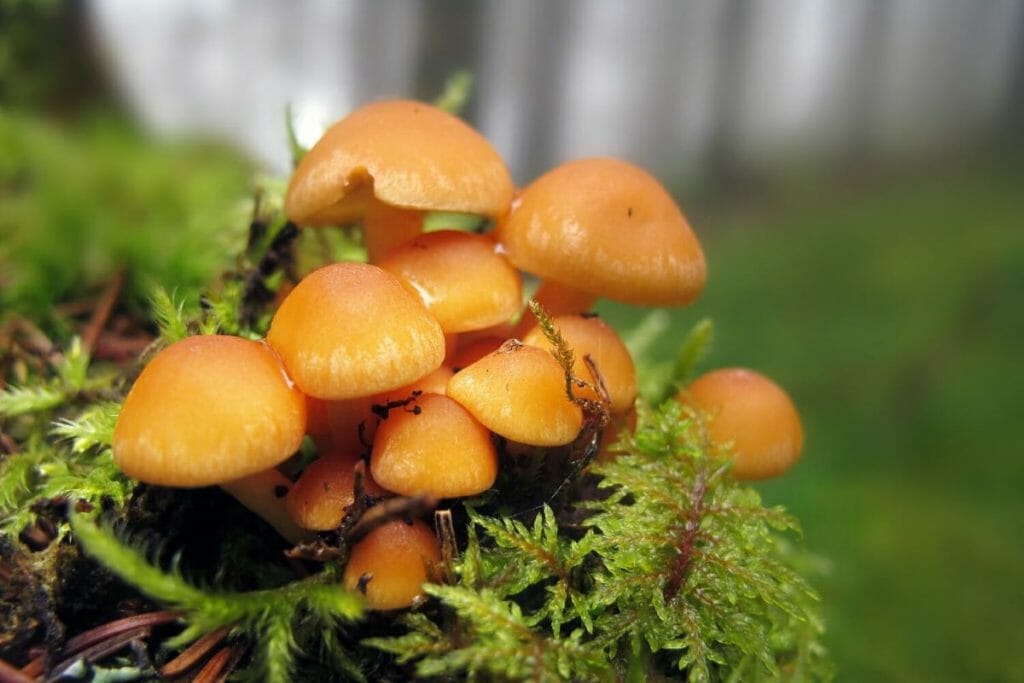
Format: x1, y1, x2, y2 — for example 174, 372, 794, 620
60, 611, 180, 659
345, 494, 438, 544
193, 644, 243, 683
158, 625, 232, 678
81, 271, 125, 355
48, 626, 151, 681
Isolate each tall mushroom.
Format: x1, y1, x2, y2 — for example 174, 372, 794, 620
286, 100, 515, 262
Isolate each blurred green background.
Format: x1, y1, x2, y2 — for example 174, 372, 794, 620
2, 2, 1023, 680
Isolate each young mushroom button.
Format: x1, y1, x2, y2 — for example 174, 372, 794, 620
522, 314, 638, 415
285, 99, 515, 262
343, 519, 442, 610
679, 368, 804, 481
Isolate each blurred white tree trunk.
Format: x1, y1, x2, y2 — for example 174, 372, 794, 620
89, 0, 1023, 179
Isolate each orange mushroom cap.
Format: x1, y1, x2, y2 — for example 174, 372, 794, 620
325, 365, 455, 453
447, 340, 583, 446
286, 100, 515, 224
495, 157, 706, 306
113, 335, 306, 487
679, 368, 804, 480
371, 393, 498, 498
379, 230, 522, 333
343, 519, 441, 610
287, 451, 387, 531
522, 314, 637, 414
267, 262, 445, 400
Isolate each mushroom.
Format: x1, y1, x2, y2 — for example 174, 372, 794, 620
495, 157, 706, 329
112, 335, 309, 542
521, 313, 637, 415
266, 262, 446, 400
371, 393, 498, 498
678, 368, 804, 480
286, 450, 388, 531
285, 100, 515, 261
342, 519, 441, 610
378, 230, 522, 334
323, 365, 455, 455
447, 340, 583, 447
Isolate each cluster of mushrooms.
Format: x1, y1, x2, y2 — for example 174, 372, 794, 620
112, 100, 803, 611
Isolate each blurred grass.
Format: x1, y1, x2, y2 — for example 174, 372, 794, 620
0, 109, 253, 328
601, 160, 1024, 682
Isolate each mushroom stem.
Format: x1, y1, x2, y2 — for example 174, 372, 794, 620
363, 196, 423, 262
221, 469, 312, 544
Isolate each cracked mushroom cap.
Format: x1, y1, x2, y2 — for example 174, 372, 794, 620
495, 157, 706, 306
679, 368, 804, 480
447, 340, 583, 447
113, 335, 306, 487
343, 519, 441, 610
285, 99, 515, 224
379, 230, 522, 333
267, 262, 445, 400
371, 393, 498, 498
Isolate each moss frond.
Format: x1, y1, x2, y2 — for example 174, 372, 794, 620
369, 400, 829, 681
71, 515, 365, 683
433, 69, 474, 115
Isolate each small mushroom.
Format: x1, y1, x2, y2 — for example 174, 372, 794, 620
447, 340, 583, 447
379, 230, 522, 333
286, 451, 388, 531
286, 100, 515, 261
112, 335, 309, 542
521, 313, 637, 414
678, 368, 804, 480
342, 519, 442, 610
371, 393, 498, 498
266, 262, 445, 399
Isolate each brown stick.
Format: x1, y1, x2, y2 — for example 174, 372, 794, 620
49, 626, 151, 680
159, 625, 231, 678
345, 494, 438, 544
190, 646, 235, 683
81, 271, 125, 355
61, 611, 180, 659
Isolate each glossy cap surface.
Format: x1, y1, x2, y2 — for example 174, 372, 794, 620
371, 393, 497, 498
343, 519, 441, 610
380, 230, 522, 333
522, 314, 637, 414
447, 341, 583, 446
496, 157, 705, 306
287, 452, 387, 531
286, 100, 515, 223
680, 368, 804, 480
113, 335, 306, 487
267, 262, 445, 399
